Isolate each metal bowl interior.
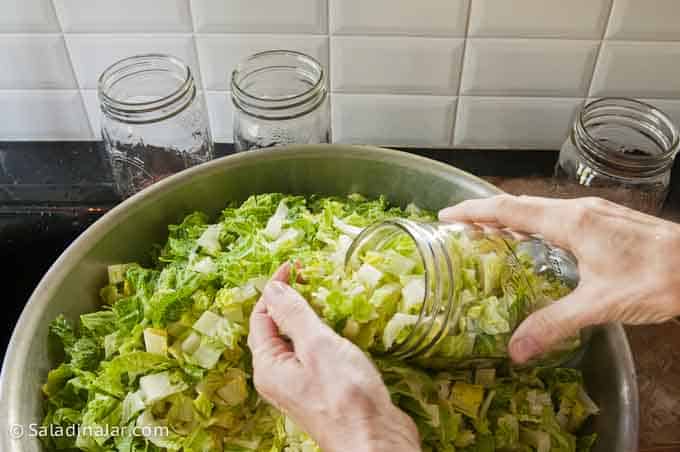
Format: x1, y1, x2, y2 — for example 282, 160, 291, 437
0, 144, 638, 451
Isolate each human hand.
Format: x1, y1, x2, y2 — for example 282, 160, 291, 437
247, 263, 420, 452
440, 195, 680, 364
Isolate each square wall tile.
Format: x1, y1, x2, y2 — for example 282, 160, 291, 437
192, 0, 326, 33
53, 0, 191, 32
590, 41, 680, 99
0, 0, 60, 32
330, 0, 469, 36
196, 35, 327, 90
469, 0, 612, 39
0, 35, 77, 89
331, 37, 464, 95
607, 0, 680, 41
66, 34, 200, 90
0, 90, 92, 140
454, 97, 583, 149
461, 39, 598, 97
332, 94, 456, 146
206, 91, 235, 142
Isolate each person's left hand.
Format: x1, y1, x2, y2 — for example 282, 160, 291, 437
248, 263, 420, 452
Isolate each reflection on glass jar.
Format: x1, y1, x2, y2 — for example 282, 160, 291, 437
231, 50, 330, 151
556, 98, 679, 214
345, 218, 584, 369
98, 54, 213, 198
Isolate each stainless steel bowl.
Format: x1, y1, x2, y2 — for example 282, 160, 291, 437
0, 145, 638, 451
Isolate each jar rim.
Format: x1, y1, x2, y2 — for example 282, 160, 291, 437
574, 97, 680, 177
231, 50, 325, 103
345, 218, 455, 358
230, 50, 327, 120
98, 54, 192, 107
98, 54, 196, 124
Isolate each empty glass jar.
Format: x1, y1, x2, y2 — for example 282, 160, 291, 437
346, 218, 583, 369
556, 98, 680, 214
98, 54, 213, 198
231, 50, 330, 151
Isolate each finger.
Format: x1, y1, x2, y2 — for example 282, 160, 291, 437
247, 297, 294, 360
438, 195, 573, 248
508, 288, 598, 364
259, 280, 331, 354
271, 262, 291, 282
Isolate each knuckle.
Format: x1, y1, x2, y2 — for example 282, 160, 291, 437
571, 202, 596, 230
495, 194, 517, 211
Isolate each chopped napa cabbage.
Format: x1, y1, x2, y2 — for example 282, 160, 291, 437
139, 371, 189, 404
356, 263, 383, 288
143, 328, 168, 356
41, 193, 597, 452
196, 224, 222, 255
383, 313, 419, 349
332, 216, 363, 237
264, 200, 289, 239
400, 276, 425, 313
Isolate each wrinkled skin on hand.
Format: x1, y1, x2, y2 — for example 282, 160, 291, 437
440, 195, 680, 364
248, 264, 421, 452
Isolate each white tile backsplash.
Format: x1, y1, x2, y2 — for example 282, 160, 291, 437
331, 36, 464, 94
53, 0, 192, 33
454, 97, 583, 149
469, 0, 612, 39
332, 94, 456, 146
81, 90, 101, 138
0, 90, 91, 140
206, 91, 235, 142
461, 39, 599, 97
607, 0, 680, 41
196, 34, 328, 90
590, 41, 680, 99
66, 34, 200, 90
0, 0, 60, 32
1, 0, 679, 147
192, 0, 327, 34
330, 0, 469, 37
0, 35, 77, 89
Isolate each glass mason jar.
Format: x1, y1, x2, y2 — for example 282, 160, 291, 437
556, 98, 679, 215
98, 54, 213, 198
231, 50, 330, 151
346, 218, 583, 369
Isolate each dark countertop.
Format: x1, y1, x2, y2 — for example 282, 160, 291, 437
1, 142, 679, 451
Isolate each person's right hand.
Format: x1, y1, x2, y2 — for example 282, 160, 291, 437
439, 195, 680, 364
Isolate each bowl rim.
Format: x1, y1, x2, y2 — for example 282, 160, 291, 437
0, 144, 639, 451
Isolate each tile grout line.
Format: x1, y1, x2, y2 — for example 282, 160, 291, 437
585, 0, 617, 99
450, 0, 474, 147
187, 0, 216, 140
50, 0, 96, 140
326, 0, 334, 143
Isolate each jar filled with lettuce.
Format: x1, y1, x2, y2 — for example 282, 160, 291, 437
345, 218, 584, 368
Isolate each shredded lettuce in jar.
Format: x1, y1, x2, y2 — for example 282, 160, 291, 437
42, 193, 598, 451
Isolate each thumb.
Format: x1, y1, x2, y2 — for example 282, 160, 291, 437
509, 289, 595, 364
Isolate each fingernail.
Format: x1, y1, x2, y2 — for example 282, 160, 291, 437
510, 337, 541, 364
438, 207, 454, 220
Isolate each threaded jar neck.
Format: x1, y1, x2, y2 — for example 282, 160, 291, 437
572, 98, 680, 179
98, 54, 196, 125
231, 50, 327, 120
346, 218, 456, 359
